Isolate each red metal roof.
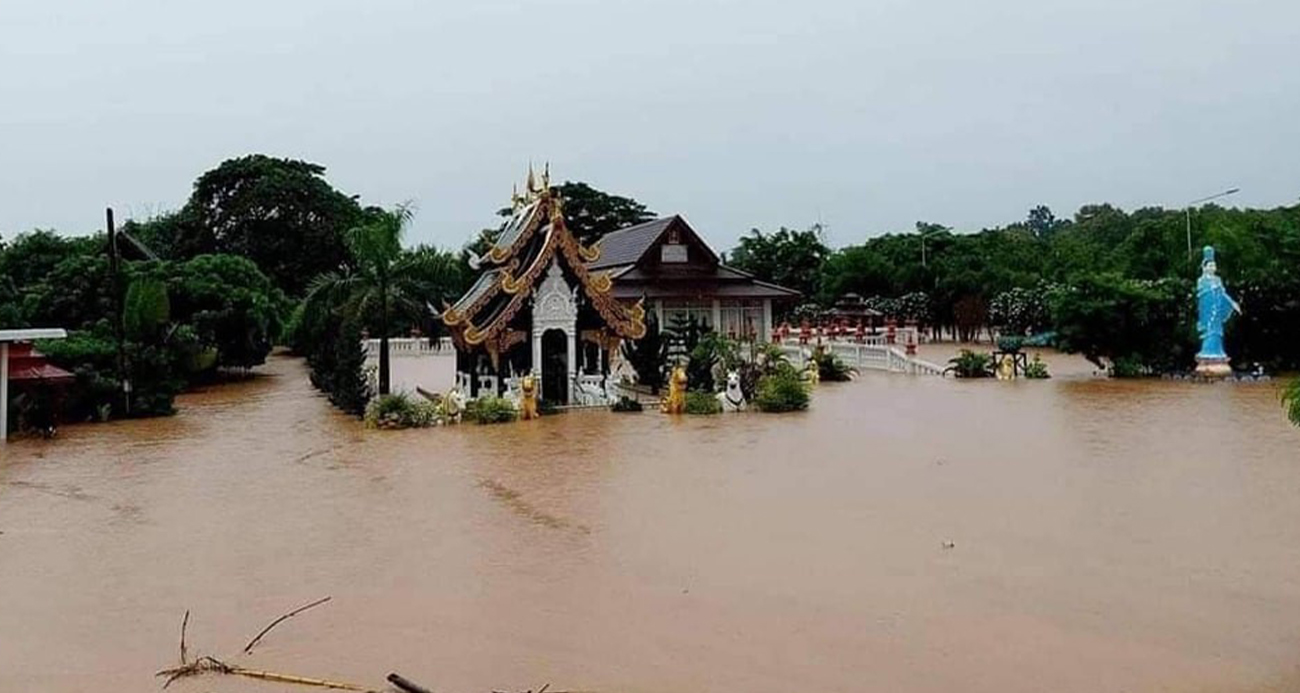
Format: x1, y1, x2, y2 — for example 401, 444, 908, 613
6, 343, 75, 383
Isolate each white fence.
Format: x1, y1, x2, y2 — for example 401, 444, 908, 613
363, 337, 452, 358
365, 335, 945, 378
780, 339, 944, 376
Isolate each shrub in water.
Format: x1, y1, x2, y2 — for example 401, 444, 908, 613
465, 395, 518, 424
610, 396, 644, 412
684, 390, 722, 415
812, 349, 856, 382
364, 392, 438, 430
1023, 354, 1050, 379
1285, 378, 1300, 427
1108, 356, 1146, 378
753, 364, 810, 413
947, 349, 994, 378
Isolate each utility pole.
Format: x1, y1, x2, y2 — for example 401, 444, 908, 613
106, 208, 130, 415
1184, 188, 1240, 262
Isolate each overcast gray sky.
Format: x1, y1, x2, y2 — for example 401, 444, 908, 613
3, 0, 1298, 251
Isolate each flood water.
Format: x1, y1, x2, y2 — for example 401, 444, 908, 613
2, 352, 1299, 693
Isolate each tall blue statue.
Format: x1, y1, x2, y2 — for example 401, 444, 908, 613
1195, 246, 1240, 376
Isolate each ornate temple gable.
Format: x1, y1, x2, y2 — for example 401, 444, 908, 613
534, 260, 578, 331
443, 168, 647, 349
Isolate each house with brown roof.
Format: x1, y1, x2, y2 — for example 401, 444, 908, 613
591, 215, 800, 341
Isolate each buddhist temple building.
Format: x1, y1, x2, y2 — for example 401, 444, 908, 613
442, 170, 648, 405
442, 171, 799, 405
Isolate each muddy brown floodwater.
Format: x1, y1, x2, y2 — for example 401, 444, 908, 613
2, 353, 1300, 693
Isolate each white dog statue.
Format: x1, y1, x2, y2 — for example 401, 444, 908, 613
716, 370, 746, 412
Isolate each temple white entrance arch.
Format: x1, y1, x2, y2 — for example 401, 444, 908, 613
531, 261, 577, 404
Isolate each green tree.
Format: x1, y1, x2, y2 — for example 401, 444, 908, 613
123, 276, 171, 340
555, 181, 654, 243
729, 225, 828, 299
169, 254, 284, 370
303, 204, 431, 396
1027, 205, 1063, 239
173, 155, 364, 295
1049, 275, 1197, 374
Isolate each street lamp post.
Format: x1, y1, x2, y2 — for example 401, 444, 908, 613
918, 227, 943, 269
1185, 188, 1240, 261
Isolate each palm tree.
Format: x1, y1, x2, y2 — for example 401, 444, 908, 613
303, 204, 452, 396
1285, 377, 1300, 427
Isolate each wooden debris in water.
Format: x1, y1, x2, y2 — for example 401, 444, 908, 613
244, 596, 333, 654
158, 600, 575, 693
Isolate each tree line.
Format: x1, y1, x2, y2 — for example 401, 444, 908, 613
4, 153, 1297, 431
727, 203, 1300, 374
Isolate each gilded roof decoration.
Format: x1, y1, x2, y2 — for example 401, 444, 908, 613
443, 169, 646, 347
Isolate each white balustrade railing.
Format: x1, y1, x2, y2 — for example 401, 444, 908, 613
779, 339, 943, 376
362, 335, 945, 376
363, 337, 452, 358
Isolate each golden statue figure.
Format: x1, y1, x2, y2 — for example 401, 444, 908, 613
519, 373, 540, 420
803, 356, 821, 385
996, 354, 1015, 380
660, 365, 688, 414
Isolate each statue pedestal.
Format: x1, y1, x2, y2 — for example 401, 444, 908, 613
1195, 356, 1232, 378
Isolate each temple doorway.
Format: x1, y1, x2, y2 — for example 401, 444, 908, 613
541, 328, 568, 404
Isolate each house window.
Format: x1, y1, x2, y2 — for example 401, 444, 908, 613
719, 300, 763, 339
662, 300, 712, 332
660, 244, 688, 263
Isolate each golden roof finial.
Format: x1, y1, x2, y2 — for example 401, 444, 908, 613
526, 164, 537, 195
542, 162, 550, 190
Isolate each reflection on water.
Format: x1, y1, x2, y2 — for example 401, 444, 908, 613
2, 354, 1299, 693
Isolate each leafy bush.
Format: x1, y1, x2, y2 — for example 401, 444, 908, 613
323, 317, 370, 415
364, 392, 438, 429
1285, 378, 1300, 427
610, 395, 644, 412
465, 395, 517, 424
1049, 275, 1197, 375
947, 349, 994, 378
753, 364, 810, 412
537, 398, 559, 416
1023, 354, 1050, 379
812, 349, 856, 382
1108, 356, 1146, 378
37, 330, 187, 419
684, 391, 722, 415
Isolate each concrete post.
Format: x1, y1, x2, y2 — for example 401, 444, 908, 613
1, 343, 9, 442
566, 327, 576, 405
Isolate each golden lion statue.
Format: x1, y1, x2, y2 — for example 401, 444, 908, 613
519, 373, 540, 420
660, 365, 688, 414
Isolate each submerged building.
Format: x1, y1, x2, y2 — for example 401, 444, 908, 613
442, 173, 798, 405
442, 173, 648, 405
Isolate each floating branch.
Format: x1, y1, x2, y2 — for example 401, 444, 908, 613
157, 655, 375, 691
179, 610, 189, 666
388, 672, 435, 693
243, 596, 333, 654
